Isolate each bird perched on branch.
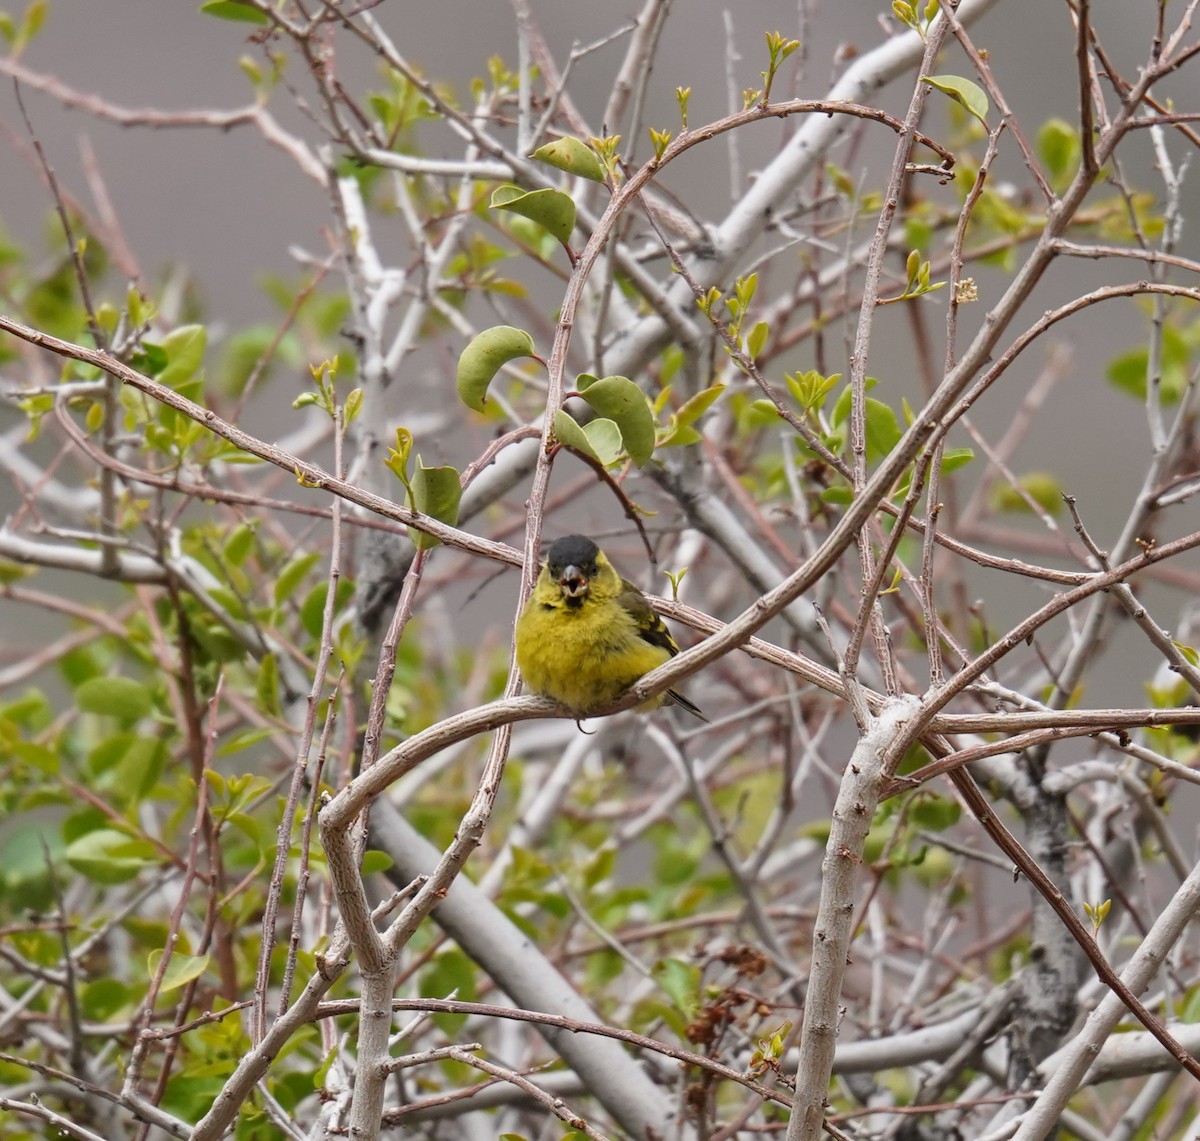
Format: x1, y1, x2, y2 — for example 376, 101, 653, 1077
515, 534, 707, 721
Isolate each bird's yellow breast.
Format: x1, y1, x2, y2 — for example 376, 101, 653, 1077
515, 592, 671, 714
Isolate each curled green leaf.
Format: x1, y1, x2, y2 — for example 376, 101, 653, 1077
456, 326, 536, 411
552, 409, 601, 464
576, 375, 656, 467
199, 0, 269, 24
408, 460, 462, 550
922, 75, 989, 126
529, 137, 607, 183
490, 185, 576, 245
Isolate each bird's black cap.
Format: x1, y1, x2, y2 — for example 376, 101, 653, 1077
545, 534, 599, 571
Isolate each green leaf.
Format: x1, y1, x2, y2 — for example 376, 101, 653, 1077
576, 375, 656, 466
909, 793, 962, 831
11, 0, 47, 56
256, 653, 281, 717
0, 822, 60, 905
552, 409, 601, 464
157, 324, 207, 387
658, 423, 702, 448
1037, 118, 1081, 192
922, 75, 989, 126
274, 551, 322, 604
821, 485, 854, 505
785, 370, 840, 413
89, 734, 165, 800
421, 947, 478, 1034
76, 677, 152, 722
746, 320, 769, 360
652, 957, 700, 1018
990, 472, 1064, 515
80, 979, 134, 1023
863, 397, 902, 460
490, 185, 576, 245
65, 828, 156, 884
582, 844, 616, 890
130, 343, 169, 378
223, 522, 256, 566
660, 382, 725, 446
893, 448, 974, 500
529, 136, 607, 183
938, 447, 974, 474
676, 383, 726, 426
408, 460, 462, 550
300, 579, 355, 639
456, 325, 536, 411
1180, 984, 1200, 1024
1106, 325, 1189, 403
148, 949, 210, 993
829, 377, 880, 430
360, 849, 395, 875
199, 0, 270, 24
385, 427, 415, 492
583, 419, 624, 467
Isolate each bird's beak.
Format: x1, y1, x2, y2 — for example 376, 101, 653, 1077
558, 563, 590, 600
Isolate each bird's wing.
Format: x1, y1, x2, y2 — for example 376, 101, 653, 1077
617, 578, 679, 655
617, 578, 707, 722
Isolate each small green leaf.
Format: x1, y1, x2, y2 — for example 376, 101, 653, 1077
821, 485, 854, 505
490, 185, 576, 245
408, 461, 462, 550
922, 75, 989, 126
199, 0, 270, 23
76, 677, 152, 722
1174, 641, 1200, 668
300, 579, 354, 639
785, 370, 840, 413
1180, 985, 1200, 1024
65, 829, 156, 884
652, 957, 700, 1018
990, 472, 1064, 515
224, 522, 256, 566
157, 324, 207, 387
529, 137, 606, 183
385, 427, 415, 491
1037, 118, 1081, 191
1106, 326, 1189, 404
863, 397, 902, 459
674, 383, 726, 428
582, 419, 624, 467
909, 793, 962, 831
677, 385, 727, 425
576, 375, 656, 466
658, 423, 702, 448
938, 447, 974, 474
148, 949, 210, 993
256, 653, 281, 717
746, 320, 769, 360
274, 551, 321, 604
582, 844, 616, 889
551, 409, 602, 464
360, 850, 395, 875
456, 326, 536, 411
11, 0, 47, 56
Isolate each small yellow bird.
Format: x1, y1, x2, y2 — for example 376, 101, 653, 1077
515, 534, 706, 721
